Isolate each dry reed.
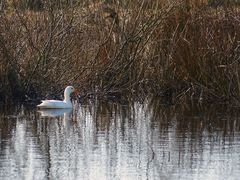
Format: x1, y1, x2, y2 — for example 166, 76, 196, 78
0, 0, 239, 103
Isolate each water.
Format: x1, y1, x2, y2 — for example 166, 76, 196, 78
0, 100, 240, 180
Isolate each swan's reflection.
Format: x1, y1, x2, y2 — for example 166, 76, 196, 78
38, 108, 72, 117
38, 109, 73, 127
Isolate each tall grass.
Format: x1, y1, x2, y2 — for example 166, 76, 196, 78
0, 0, 239, 103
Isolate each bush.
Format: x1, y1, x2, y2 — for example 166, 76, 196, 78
0, 0, 239, 102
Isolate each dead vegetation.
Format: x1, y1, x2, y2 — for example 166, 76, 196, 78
0, 0, 240, 103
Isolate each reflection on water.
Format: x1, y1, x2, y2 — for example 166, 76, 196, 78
0, 100, 240, 180
38, 108, 72, 117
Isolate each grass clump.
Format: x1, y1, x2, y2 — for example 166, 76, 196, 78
0, 0, 240, 103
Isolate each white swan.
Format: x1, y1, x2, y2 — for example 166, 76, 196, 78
37, 86, 76, 109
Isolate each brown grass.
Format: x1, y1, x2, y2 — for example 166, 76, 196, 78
0, 0, 240, 103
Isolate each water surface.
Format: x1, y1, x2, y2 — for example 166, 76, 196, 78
0, 100, 240, 180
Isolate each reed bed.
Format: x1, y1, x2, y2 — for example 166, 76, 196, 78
0, 0, 239, 103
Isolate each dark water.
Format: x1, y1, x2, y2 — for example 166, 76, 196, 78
0, 100, 240, 180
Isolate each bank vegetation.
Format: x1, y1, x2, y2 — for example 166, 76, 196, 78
0, 0, 239, 104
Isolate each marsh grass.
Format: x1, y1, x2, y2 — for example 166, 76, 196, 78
0, 0, 239, 103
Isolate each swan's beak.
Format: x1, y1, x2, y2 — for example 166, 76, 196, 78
72, 89, 80, 98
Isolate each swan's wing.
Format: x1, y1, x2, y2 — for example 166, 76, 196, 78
37, 100, 70, 109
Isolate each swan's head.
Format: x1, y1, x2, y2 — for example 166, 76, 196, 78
64, 86, 75, 96
64, 86, 79, 102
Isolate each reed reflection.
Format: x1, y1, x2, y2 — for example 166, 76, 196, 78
0, 100, 239, 180
148, 97, 240, 178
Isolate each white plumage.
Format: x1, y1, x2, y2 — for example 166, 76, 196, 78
37, 86, 76, 109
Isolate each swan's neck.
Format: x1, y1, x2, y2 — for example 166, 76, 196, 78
64, 92, 71, 103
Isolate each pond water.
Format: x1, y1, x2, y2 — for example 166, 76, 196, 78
0, 99, 240, 180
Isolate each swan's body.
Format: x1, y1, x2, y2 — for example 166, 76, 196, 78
37, 86, 75, 109
37, 100, 72, 109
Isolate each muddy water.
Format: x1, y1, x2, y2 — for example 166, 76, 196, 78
0, 100, 240, 180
